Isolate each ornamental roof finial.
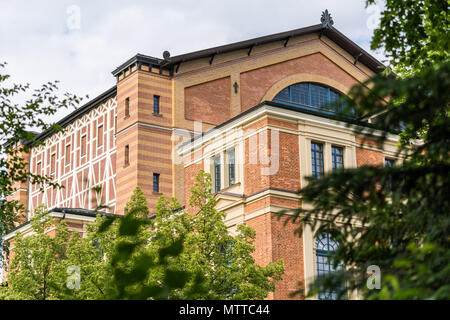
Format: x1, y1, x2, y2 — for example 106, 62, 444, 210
321, 9, 334, 29
162, 50, 171, 62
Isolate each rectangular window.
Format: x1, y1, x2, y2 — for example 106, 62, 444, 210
50, 153, 56, 174
124, 145, 130, 166
385, 158, 395, 191
227, 148, 236, 187
153, 173, 160, 193
125, 98, 130, 117
213, 155, 221, 193
153, 95, 160, 114
114, 116, 117, 133
385, 158, 396, 167
81, 135, 87, 156
65, 144, 71, 165
331, 146, 344, 170
97, 125, 103, 147
37, 161, 42, 175
311, 142, 324, 178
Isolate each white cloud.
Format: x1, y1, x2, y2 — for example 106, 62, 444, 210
0, 0, 387, 125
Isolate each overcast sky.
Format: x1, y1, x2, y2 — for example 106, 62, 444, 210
0, 0, 386, 123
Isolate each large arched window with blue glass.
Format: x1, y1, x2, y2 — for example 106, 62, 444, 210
273, 82, 345, 114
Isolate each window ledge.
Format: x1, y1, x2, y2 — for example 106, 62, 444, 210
152, 113, 162, 117
219, 182, 241, 193
152, 192, 162, 195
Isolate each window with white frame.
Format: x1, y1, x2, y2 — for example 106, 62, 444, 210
315, 232, 341, 300
212, 154, 221, 193
226, 148, 236, 187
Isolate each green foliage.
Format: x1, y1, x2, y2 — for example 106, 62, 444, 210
3, 206, 68, 299
98, 176, 283, 300
146, 171, 284, 299
97, 187, 190, 299
2, 206, 113, 300
0, 62, 85, 235
368, 0, 449, 75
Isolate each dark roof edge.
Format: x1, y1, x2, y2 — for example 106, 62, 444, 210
162, 24, 322, 66
178, 100, 389, 150
323, 27, 387, 75
161, 24, 386, 75
4, 208, 120, 235
111, 54, 164, 77
30, 86, 117, 144
49, 207, 121, 218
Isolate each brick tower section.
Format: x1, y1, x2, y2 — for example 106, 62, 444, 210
115, 69, 173, 214
6, 146, 30, 225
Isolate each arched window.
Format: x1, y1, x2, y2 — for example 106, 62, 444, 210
315, 232, 340, 300
273, 82, 346, 114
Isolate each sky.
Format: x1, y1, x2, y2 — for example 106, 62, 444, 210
0, 0, 386, 124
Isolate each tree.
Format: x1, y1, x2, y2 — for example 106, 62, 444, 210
0, 62, 85, 235
91, 187, 186, 300
287, 0, 449, 300
369, 0, 449, 75
3, 172, 284, 300
95, 174, 284, 299
146, 171, 284, 299
1, 205, 112, 300
3, 206, 69, 299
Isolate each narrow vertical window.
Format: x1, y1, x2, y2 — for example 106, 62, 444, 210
153, 95, 160, 114
311, 142, 324, 178
331, 146, 344, 170
65, 144, 71, 165
213, 155, 221, 193
227, 148, 236, 187
50, 153, 56, 174
97, 125, 103, 147
153, 173, 160, 193
124, 97, 130, 117
316, 233, 340, 300
81, 135, 87, 156
124, 145, 130, 166
114, 116, 117, 133
37, 161, 42, 175
385, 158, 396, 191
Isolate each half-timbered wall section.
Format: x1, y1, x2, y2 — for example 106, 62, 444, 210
28, 97, 117, 216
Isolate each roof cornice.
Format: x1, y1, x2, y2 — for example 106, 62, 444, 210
159, 24, 386, 75
111, 53, 167, 78
28, 86, 117, 144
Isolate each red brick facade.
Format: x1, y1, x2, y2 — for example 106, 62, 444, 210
185, 77, 231, 125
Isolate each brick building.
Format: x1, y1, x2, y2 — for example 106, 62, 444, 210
2, 12, 400, 299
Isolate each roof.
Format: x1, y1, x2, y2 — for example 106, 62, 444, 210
113, 11, 387, 78
159, 24, 386, 74
49, 207, 120, 218
28, 86, 117, 144
4, 207, 120, 237
111, 53, 164, 77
